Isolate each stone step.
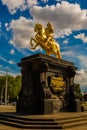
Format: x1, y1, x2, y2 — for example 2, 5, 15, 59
1, 112, 87, 121
0, 116, 58, 125
62, 120, 87, 129
0, 120, 62, 129
54, 115, 87, 129
0, 113, 87, 129
0, 113, 54, 121
0, 113, 62, 129
55, 116, 87, 124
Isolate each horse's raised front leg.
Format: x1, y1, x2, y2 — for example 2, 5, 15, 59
31, 44, 38, 50
30, 38, 33, 46
30, 38, 38, 50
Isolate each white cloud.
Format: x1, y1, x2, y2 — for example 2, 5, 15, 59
8, 72, 21, 77
62, 50, 75, 57
27, 0, 38, 7
0, 23, 1, 36
0, 65, 3, 68
77, 55, 87, 68
63, 39, 69, 44
5, 23, 9, 31
1, 0, 38, 14
56, 0, 62, 2
1, 0, 27, 14
8, 17, 35, 48
9, 60, 15, 64
75, 69, 87, 87
30, 1, 87, 37
0, 69, 20, 77
0, 23, 1, 28
5, 1, 87, 49
0, 70, 6, 75
74, 33, 87, 43
0, 55, 8, 63
10, 49, 15, 55
5, 23, 8, 27
8, 17, 42, 50
41, 0, 48, 3
0, 55, 15, 65
76, 69, 85, 75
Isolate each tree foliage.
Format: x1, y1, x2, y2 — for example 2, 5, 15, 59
74, 83, 83, 100
0, 75, 21, 102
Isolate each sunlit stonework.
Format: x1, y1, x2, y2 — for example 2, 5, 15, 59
30, 22, 62, 59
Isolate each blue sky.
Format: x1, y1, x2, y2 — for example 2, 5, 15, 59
0, 0, 87, 91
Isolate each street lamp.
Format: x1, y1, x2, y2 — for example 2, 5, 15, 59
5, 68, 8, 105
0, 86, 5, 104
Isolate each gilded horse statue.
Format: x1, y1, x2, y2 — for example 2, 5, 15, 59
30, 22, 62, 59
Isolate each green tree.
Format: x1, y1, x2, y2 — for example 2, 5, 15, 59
8, 75, 21, 101
0, 75, 21, 102
74, 83, 83, 100
0, 76, 6, 103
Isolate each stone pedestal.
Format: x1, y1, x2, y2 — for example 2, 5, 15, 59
16, 53, 77, 114
44, 98, 63, 114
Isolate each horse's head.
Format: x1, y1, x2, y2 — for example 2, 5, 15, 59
34, 23, 42, 32
34, 23, 46, 37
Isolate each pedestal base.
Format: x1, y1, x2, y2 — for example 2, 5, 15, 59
17, 53, 77, 114
44, 98, 63, 114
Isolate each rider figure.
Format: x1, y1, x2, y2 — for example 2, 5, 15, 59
45, 22, 54, 37
45, 22, 55, 49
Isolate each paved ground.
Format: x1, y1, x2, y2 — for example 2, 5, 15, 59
0, 105, 87, 130
0, 124, 87, 130
66, 125, 87, 130
0, 105, 16, 112
0, 124, 21, 130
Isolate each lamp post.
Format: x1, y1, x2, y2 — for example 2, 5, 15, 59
5, 68, 8, 105
0, 86, 5, 105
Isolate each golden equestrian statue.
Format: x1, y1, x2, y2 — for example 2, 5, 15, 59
30, 22, 62, 59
